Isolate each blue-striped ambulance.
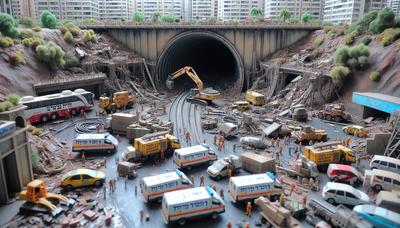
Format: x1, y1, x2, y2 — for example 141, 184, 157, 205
161, 186, 225, 225
141, 170, 193, 203
72, 133, 118, 154
228, 172, 283, 203
173, 144, 217, 169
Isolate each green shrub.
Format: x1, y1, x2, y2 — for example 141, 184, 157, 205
32, 26, 41, 32
31, 128, 43, 136
313, 38, 324, 46
9, 50, 25, 66
0, 101, 13, 112
22, 38, 32, 47
327, 29, 336, 37
6, 94, 20, 106
58, 25, 67, 34
64, 22, 80, 36
369, 7, 395, 34
0, 37, 14, 48
0, 13, 19, 38
301, 12, 312, 24
31, 148, 39, 168
31, 38, 43, 50
322, 21, 334, 26
381, 28, 400, 46
227, 19, 240, 25
355, 11, 378, 32
344, 30, 359, 45
64, 31, 74, 43
333, 44, 369, 69
161, 13, 177, 23
360, 36, 372, 45
36, 41, 65, 69
18, 17, 34, 27
81, 18, 98, 25
59, 19, 73, 25
40, 10, 57, 29
27, 124, 35, 132
333, 45, 351, 66
152, 12, 161, 23
324, 26, 333, 33
330, 66, 350, 87
312, 49, 321, 58
64, 52, 79, 68
133, 11, 144, 22
395, 18, 400, 28
369, 70, 381, 81
20, 29, 34, 39
82, 30, 92, 42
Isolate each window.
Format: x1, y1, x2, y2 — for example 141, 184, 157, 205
384, 177, 392, 183
389, 162, 396, 168
82, 175, 91, 179
376, 175, 383, 180
70, 175, 81, 180
327, 190, 335, 194
212, 199, 221, 205
380, 161, 388, 166
336, 190, 345, 196
394, 180, 400, 185
346, 192, 356, 198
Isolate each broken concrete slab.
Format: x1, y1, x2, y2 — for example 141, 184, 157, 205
83, 210, 98, 221
262, 122, 282, 136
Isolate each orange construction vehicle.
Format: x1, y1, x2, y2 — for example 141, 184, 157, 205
99, 91, 136, 114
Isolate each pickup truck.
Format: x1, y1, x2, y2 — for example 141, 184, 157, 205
207, 155, 241, 180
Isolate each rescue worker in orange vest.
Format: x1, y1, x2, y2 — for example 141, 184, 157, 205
289, 183, 296, 196
227, 221, 232, 228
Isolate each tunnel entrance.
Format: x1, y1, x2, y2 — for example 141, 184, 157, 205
157, 31, 244, 91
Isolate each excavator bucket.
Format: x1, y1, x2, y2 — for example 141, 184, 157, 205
166, 78, 174, 90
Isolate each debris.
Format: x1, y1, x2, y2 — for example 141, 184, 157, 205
83, 210, 98, 221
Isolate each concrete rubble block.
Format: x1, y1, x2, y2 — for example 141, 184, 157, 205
69, 218, 80, 227
83, 210, 98, 221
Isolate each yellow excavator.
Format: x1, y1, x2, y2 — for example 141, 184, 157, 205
166, 66, 221, 105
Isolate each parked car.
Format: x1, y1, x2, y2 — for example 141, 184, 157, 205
342, 125, 368, 137
364, 169, 400, 191
353, 205, 400, 228
370, 155, 400, 173
61, 168, 105, 191
322, 182, 370, 206
327, 164, 363, 185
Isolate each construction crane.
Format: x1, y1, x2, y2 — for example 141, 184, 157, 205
166, 66, 221, 105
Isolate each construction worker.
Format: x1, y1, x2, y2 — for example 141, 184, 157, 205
356, 156, 361, 168
271, 138, 275, 147
289, 183, 296, 196
200, 174, 205, 186
219, 189, 224, 200
279, 193, 286, 205
113, 178, 116, 191
103, 184, 106, 199
309, 177, 315, 188
346, 137, 351, 147
140, 209, 144, 222
233, 144, 236, 152
244, 223, 250, 228
213, 135, 217, 145
227, 221, 232, 228
275, 151, 279, 160
246, 202, 252, 217
227, 168, 232, 179
279, 145, 284, 156
190, 175, 195, 187
109, 179, 114, 193
276, 137, 281, 146
135, 185, 138, 196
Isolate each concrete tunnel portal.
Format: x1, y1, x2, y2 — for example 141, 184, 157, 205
157, 31, 244, 91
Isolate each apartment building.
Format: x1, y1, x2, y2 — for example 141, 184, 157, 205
217, 0, 263, 21
386, 0, 400, 17
99, 0, 133, 21
0, 0, 14, 15
264, 0, 324, 20
134, 0, 182, 20
324, 0, 384, 24
192, 0, 217, 20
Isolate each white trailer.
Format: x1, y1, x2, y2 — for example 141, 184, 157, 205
228, 172, 282, 203
173, 144, 217, 169
140, 170, 193, 203
161, 187, 225, 225
72, 133, 118, 154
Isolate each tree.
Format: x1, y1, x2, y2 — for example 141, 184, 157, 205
161, 13, 176, 23
40, 10, 57, 29
250, 7, 263, 19
301, 11, 312, 24
0, 13, 20, 38
152, 12, 161, 23
369, 7, 395, 34
133, 11, 144, 22
279, 9, 291, 23
36, 41, 65, 70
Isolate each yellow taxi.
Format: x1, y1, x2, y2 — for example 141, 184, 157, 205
342, 125, 368, 137
232, 101, 251, 111
61, 168, 105, 191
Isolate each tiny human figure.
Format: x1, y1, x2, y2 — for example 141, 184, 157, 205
276, 137, 281, 146
271, 138, 275, 147
213, 135, 217, 145
200, 174, 205, 186
279, 193, 286, 205
125, 176, 128, 190
109, 179, 114, 193
103, 184, 106, 199
227, 221, 232, 228
244, 223, 250, 228
233, 144, 236, 152
140, 209, 144, 222
246, 202, 252, 217
227, 168, 232, 179
289, 183, 296, 196
190, 175, 195, 187
135, 185, 138, 196
279, 145, 284, 156
219, 189, 224, 200
113, 178, 116, 191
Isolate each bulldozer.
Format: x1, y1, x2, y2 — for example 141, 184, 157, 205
19, 180, 75, 217
99, 91, 136, 114
317, 103, 351, 122
166, 66, 221, 105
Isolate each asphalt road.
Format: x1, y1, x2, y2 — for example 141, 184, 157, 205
51, 95, 369, 228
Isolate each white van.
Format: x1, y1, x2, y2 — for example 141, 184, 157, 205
364, 169, 400, 191
370, 155, 400, 173
173, 144, 217, 169
161, 187, 225, 225
72, 133, 118, 154
140, 170, 193, 203
375, 191, 400, 212
218, 122, 239, 138
228, 172, 282, 203
322, 182, 370, 206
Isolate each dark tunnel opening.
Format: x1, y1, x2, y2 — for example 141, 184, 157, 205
157, 32, 243, 91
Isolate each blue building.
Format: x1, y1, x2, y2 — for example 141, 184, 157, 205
352, 92, 400, 118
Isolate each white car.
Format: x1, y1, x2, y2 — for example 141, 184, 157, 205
322, 182, 370, 206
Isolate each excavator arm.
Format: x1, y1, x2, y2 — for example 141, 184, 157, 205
166, 66, 204, 91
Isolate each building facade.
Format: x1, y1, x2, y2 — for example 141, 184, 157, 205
386, 0, 400, 17
0, 0, 14, 15
264, 0, 324, 21
191, 0, 217, 21
217, 0, 263, 21
134, 0, 182, 20
324, 0, 384, 24
99, 0, 133, 21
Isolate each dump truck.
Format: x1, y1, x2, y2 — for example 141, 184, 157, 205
254, 196, 302, 228
99, 91, 136, 114
304, 141, 356, 169
240, 152, 276, 174
19, 180, 75, 217
276, 155, 319, 179
207, 155, 241, 180
306, 199, 373, 228
317, 103, 351, 122
218, 122, 239, 138
292, 125, 328, 144
127, 131, 180, 162
288, 104, 308, 122
245, 91, 266, 106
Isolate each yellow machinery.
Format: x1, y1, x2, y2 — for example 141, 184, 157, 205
19, 180, 75, 216
292, 125, 328, 144
99, 91, 136, 114
245, 91, 266, 106
130, 131, 181, 161
304, 141, 356, 168
166, 66, 221, 105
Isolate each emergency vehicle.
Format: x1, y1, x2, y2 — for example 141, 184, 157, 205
327, 164, 363, 185
20, 89, 94, 124
173, 144, 217, 169
72, 133, 118, 154
161, 187, 225, 225
228, 172, 282, 203
364, 169, 400, 191
140, 170, 193, 203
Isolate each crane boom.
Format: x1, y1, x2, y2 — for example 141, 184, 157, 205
166, 66, 204, 91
